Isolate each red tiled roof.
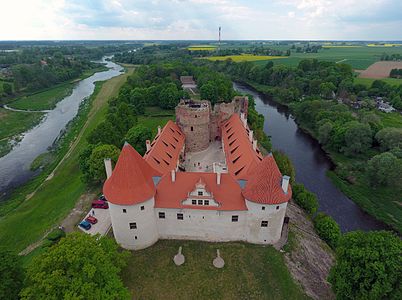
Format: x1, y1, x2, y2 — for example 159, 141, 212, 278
221, 114, 263, 180
144, 120, 185, 174
155, 172, 247, 211
242, 155, 292, 205
103, 143, 161, 206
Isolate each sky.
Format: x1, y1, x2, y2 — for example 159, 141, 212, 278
1, 0, 402, 40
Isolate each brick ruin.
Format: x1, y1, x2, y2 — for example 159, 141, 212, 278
175, 96, 249, 152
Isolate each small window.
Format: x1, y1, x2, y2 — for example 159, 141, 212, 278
262, 206, 265, 211
141, 206, 144, 211
135, 236, 138, 240
232, 215, 238, 222
191, 126, 194, 132
192, 200, 197, 205
276, 206, 280, 210
198, 200, 203, 205
129, 222, 137, 229
159, 212, 165, 219
204, 200, 209, 205
123, 209, 127, 213
198, 191, 203, 196
177, 213, 183, 220
261, 221, 268, 227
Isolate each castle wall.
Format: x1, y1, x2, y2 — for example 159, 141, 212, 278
109, 198, 158, 250
155, 208, 248, 242
245, 200, 287, 244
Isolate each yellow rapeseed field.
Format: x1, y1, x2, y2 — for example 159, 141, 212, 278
322, 45, 362, 48
188, 45, 217, 51
367, 43, 402, 47
206, 54, 286, 62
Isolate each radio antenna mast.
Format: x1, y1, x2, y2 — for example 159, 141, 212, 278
218, 26, 221, 49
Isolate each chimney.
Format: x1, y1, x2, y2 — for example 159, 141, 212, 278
252, 139, 257, 151
157, 126, 161, 135
171, 169, 176, 182
281, 175, 290, 194
146, 140, 151, 152
216, 172, 221, 185
104, 158, 112, 179
249, 130, 253, 142
240, 113, 247, 128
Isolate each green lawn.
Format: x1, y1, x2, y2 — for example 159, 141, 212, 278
0, 107, 43, 140
122, 240, 309, 300
0, 70, 133, 252
376, 111, 402, 128
8, 83, 73, 110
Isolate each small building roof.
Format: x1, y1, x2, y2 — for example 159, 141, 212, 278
144, 120, 185, 175
180, 76, 196, 85
221, 114, 263, 180
103, 143, 161, 206
155, 172, 247, 211
242, 155, 292, 205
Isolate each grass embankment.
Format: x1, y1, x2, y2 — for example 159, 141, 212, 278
241, 80, 402, 232
7, 65, 108, 111
122, 240, 309, 300
0, 69, 132, 253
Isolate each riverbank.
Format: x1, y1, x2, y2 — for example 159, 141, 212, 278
0, 65, 109, 159
239, 80, 400, 233
0, 68, 133, 253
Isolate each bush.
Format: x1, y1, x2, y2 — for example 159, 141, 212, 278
295, 191, 318, 215
46, 228, 66, 242
291, 183, 306, 197
313, 213, 341, 249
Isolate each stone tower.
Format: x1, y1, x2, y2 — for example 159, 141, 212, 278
176, 100, 211, 152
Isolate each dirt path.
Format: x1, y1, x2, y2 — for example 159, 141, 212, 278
284, 202, 335, 300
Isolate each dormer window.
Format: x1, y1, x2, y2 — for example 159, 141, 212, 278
198, 191, 203, 196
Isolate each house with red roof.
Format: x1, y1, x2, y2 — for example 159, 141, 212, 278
103, 98, 291, 250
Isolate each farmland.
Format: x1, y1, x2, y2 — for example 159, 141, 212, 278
188, 45, 217, 51
358, 61, 402, 79
263, 46, 402, 69
206, 54, 287, 62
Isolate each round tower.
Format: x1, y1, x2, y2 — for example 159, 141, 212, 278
103, 143, 159, 250
176, 100, 210, 152
242, 155, 292, 244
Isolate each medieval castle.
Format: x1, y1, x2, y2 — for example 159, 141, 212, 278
103, 95, 292, 250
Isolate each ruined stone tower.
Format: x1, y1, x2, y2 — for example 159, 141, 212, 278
176, 100, 211, 152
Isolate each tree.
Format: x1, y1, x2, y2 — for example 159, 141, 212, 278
159, 83, 180, 109
200, 82, 218, 103
342, 121, 372, 156
366, 152, 402, 187
328, 231, 402, 300
0, 249, 24, 300
125, 124, 153, 155
273, 150, 296, 185
88, 144, 120, 182
318, 121, 333, 145
319, 82, 336, 99
375, 127, 402, 151
313, 213, 341, 249
2, 82, 12, 95
87, 121, 123, 147
20, 233, 130, 299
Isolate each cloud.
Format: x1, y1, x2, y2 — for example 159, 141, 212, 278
0, 0, 401, 40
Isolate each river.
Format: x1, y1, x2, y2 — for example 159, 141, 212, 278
0, 58, 123, 200
233, 82, 388, 232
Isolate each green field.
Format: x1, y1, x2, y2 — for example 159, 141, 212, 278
122, 240, 308, 300
354, 77, 402, 87
0, 107, 43, 140
0, 70, 133, 253
207, 54, 287, 62
8, 83, 73, 110
260, 46, 402, 69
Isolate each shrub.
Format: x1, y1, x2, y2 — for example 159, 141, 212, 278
46, 228, 66, 242
294, 190, 318, 215
313, 213, 341, 249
